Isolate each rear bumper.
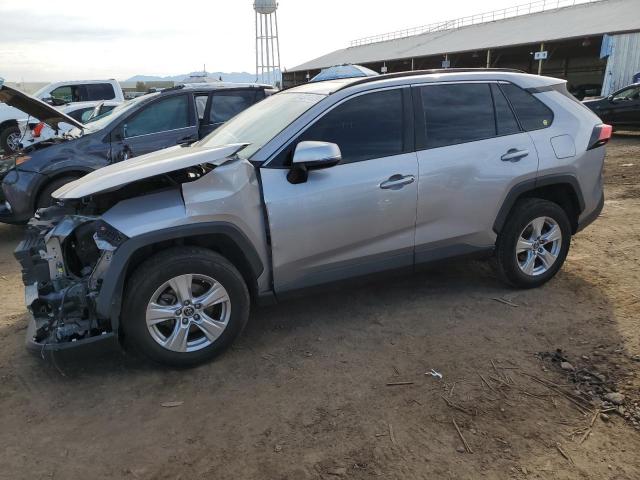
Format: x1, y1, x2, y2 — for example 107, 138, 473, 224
577, 192, 604, 233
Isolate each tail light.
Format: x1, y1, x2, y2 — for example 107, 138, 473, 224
587, 124, 612, 150
32, 122, 45, 138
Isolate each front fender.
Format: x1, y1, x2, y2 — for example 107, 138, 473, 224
95, 222, 265, 331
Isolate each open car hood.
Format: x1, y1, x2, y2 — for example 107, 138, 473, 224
0, 84, 84, 131
53, 143, 249, 200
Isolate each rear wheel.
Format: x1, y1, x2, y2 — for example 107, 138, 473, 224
122, 247, 250, 367
496, 198, 571, 288
0, 125, 21, 154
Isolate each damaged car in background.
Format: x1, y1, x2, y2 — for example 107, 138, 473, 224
16, 70, 608, 367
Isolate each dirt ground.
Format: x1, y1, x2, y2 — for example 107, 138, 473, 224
0, 135, 638, 480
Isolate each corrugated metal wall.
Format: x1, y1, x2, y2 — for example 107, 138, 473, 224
602, 32, 640, 96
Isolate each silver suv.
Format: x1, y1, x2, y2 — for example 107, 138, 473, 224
16, 69, 609, 366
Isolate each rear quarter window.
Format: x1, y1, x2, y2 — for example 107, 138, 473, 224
85, 83, 116, 101
500, 83, 554, 131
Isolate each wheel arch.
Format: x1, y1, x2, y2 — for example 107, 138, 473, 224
95, 222, 264, 332
494, 175, 585, 235
33, 168, 92, 210
0, 119, 19, 131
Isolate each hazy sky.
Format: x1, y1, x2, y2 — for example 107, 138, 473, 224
1, 0, 520, 81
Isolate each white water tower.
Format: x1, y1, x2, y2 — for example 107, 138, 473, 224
254, 0, 281, 86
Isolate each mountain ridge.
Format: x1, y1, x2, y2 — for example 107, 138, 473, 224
125, 70, 281, 84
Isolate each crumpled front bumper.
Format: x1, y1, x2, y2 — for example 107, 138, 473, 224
25, 312, 119, 360
15, 213, 122, 359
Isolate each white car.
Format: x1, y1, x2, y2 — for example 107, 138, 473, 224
0, 79, 124, 154
17, 100, 121, 149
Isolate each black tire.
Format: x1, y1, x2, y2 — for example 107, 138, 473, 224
122, 247, 250, 367
36, 176, 80, 210
0, 125, 21, 154
496, 198, 571, 289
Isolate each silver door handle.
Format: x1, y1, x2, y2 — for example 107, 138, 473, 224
379, 174, 415, 190
501, 149, 529, 162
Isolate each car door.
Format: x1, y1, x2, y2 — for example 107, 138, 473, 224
260, 87, 419, 293
199, 89, 261, 137
111, 93, 197, 160
608, 85, 640, 127
413, 82, 540, 262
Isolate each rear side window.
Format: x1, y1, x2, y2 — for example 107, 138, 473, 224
500, 83, 553, 131
420, 83, 495, 149
210, 90, 257, 125
299, 88, 404, 163
491, 84, 520, 136
85, 83, 116, 101
124, 95, 190, 137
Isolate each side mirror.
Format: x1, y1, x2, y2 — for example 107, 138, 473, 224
287, 141, 341, 184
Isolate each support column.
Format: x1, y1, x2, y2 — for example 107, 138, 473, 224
537, 42, 545, 75
486, 49, 491, 68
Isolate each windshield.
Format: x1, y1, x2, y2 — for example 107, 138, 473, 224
84, 93, 158, 131
197, 92, 325, 159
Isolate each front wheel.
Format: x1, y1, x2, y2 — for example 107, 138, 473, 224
0, 125, 21, 154
122, 247, 250, 367
496, 198, 571, 289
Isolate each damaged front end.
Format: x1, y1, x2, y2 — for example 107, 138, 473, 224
14, 142, 266, 359
15, 203, 126, 356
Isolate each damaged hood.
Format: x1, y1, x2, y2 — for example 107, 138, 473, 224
53, 143, 249, 200
0, 84, 84, 131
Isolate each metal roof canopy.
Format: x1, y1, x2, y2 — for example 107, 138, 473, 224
290, 0, 640, 72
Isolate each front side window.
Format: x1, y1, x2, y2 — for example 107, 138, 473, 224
501, 83, 554, 131
210, 90, 257, 124
299, 88, 404, 163
124, 95, 190, 138
420, 83, 496, 149
613, 86, 640, 101
50, 86, 73, 103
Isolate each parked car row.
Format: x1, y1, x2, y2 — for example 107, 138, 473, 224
11, 69, 610, 367
0, 79, 124, 154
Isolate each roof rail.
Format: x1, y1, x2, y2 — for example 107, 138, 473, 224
336, 68, 525, 91
159, 84, 185, 93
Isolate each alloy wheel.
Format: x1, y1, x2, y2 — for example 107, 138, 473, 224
515, 216, 563, 276
145, 274, 231, 352
6, 131, 21, 152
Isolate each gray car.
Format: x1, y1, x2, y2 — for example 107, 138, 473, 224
15, 69, 609, 367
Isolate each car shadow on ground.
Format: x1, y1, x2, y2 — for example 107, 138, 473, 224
0, 254, 620, 383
